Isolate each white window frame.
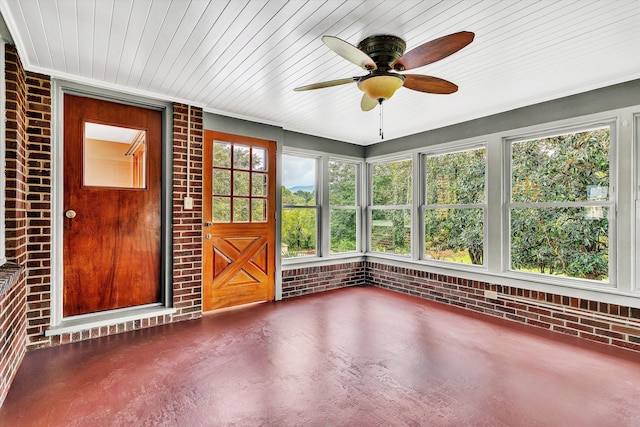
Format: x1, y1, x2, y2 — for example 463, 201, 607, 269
358, 107, 638, 305
421, 143, 487, 268
281, 149, 365, 264
504, 121, 617, 288
281, 152, 321, 261
635, 113, 640, 292
328, 157, 362, 255
367, 156, 413, 258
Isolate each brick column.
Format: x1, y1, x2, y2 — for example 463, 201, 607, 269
172, 104, 203, 321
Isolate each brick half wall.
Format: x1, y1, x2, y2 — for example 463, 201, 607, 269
282, 261, 366, 299
0, 265, 24, 407
366, 261, 640, 353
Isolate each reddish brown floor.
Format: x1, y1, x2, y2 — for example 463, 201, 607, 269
2, 286, 640, 426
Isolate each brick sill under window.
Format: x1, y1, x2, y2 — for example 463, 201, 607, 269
45, 305, 177, 336
0, 262, 24, 298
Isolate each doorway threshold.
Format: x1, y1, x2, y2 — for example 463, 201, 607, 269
46, 305, 176, 336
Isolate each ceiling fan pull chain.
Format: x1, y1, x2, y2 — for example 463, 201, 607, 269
379, 100, 384, 140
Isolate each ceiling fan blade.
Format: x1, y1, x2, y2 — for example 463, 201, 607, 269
322, 36, 377, 70
403, 75, 458, 94
294, 77, 357, 91
360, 93, 378, 111
392, 31, 474, 71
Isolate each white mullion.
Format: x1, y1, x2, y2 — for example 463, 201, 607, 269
327, 157, 364, 255
424, 203, 487, 210
282, 204, 319, 209
635, 114, 640, 291
369, 205, 413, 210
361, 160, 369, 254
503, 136, 514, 276
509, 201, 614, 209
485, 135, 503, 274
320, 156, 329, 258
365, 162, 372, 253
412, 152, 421, 262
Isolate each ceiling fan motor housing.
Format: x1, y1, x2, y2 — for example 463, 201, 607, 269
357, 35, 406, 71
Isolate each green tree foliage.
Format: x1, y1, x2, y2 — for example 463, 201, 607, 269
425, 208, 483, 264
329, 161, 357, 253
281, 186, 316, 257
330, 210, 357, 252
279, 127, 610, 280
423, 128, 610, 282
212, 142, 268, 223
371, 160, 412, 254
510, 128, 610, 280
425, 149, 485, 264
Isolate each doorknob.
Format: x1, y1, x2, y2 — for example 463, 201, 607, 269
65, 210, 77, 219
205, 233, 212, 239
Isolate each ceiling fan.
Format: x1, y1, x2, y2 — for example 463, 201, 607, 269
294, 31, 475, 112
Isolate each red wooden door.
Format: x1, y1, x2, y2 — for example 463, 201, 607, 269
63, 94, 162, 316
203, 131, 276, 311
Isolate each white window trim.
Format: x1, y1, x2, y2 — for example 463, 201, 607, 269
282, 151, 321, 262
367, 156, 414, 258
328, 157, 362, 255
635, 113, 640, 291
504, 120, 617, 288
421, 144, 488, 269
364, 106, 640, 308
280, 107, 639, 306
282, 150, 365, 264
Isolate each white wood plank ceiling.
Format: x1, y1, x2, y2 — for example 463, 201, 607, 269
1, 0, 639, 145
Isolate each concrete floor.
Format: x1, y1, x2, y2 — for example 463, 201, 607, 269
2, 286, 640, 426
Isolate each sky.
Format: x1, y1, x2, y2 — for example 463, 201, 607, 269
281, 154, 315, 189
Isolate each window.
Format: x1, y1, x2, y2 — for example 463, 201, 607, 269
508, 125, 614, 283
281, 154, 318, 258
84, 122, 147, 189
369, 158, 412, 256
212, 140, 268, 223
329, 159, 359, 254
424, 146, 486, 265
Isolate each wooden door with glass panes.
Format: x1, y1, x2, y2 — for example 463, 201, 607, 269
203, 131, 276, 311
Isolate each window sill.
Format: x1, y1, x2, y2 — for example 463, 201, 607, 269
282, 253, 366, 270
46, 305, 177, 336
0, 262, 24, 298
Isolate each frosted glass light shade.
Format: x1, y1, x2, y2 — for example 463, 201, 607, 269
358, 75, 403, 101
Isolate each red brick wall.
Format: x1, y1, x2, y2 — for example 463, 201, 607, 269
282, 262, 366, 298
1, 44, 207, 356
0, 45, 30, 406
172, 104, 203, 321
5, 46, 28, 266
23, 71, 52, 350
5, 62, 52, 351
0, 266, 24, 407
367, 262, 640, 353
